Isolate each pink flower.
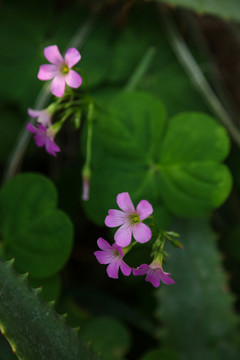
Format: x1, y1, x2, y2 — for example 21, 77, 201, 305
28, 108, 52, 127
105, 192, 153, 247
38, 45, 82, 98
26, 123, 60, 157
94, 238, 131, 279
133, 262, 175, 288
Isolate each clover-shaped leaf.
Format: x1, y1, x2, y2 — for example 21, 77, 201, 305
0, 173, 73, 279
84, 91, 231, 223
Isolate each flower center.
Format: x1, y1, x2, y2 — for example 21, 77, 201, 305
129, 213, 140, 225
61, 65, 69, 74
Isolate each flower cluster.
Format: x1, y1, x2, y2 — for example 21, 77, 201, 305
26, 45, 82, 156
94, 192, 176, 288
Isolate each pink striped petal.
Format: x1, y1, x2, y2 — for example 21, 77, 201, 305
105, 209, 127, 227
133, 222, 152, 243
97, 238, 112, 251
65, 70, 82, 88
146, 270, 161, 288
64, 48, 81, 68
38, 64, 58, 80
50, 75, 66, 97
117, 192, 135, 213
114, 223, 132, 247
94, 250, 113, 265
44, 45, 64, 65
136, 200, 153, 220
107, 259, 120, 279
120, 261, 131, 276
132, 264, 149, 276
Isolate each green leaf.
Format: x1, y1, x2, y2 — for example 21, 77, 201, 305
0, 173, 73, 279
157, 219, 239, 360
0, 259, 100, 360
81, 317, 131, 359
159, 112, 232, 216
157, 0, 240, 22
140, 348, 180, 360
84, 91, 231, 223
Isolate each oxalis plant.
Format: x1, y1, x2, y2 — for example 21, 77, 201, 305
0, 2, 239, 360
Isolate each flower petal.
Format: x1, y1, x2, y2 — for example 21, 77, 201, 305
44, 45, 63, 65
50, 75, 66, 97
45, 138, 60, 157
160, 271, 175, 285
26, 123, 37, 134
64, 47, 81, 68
120, 260, 131, 276
112, 243, 124, 258
114, 223, 132, 247
133, 222, 152, 243
132, 264, 149, 276
28, 109, 51, 127
97, 238, 113, 251
65, 70, 82, 89
94, 250, 113, 265
28, 109, 42, 118
37, 64, 58, 80
105, 209, 127, 227
146, 269, 160, 288
117, 192, 135, 213
107, 259, 120, 279
136, 200, 153, 220
34, 133, 47, 147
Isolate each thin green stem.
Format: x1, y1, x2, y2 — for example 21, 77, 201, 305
125, 46, 156, 92
85, 102, 94, 168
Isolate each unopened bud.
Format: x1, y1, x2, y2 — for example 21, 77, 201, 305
82, 166, 91, 201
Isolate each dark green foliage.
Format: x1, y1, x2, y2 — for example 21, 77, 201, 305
140, 348, 180, 360
0, 259, 100, 360
0, 173, 73, 279
0, 1, 239, 360
157, 219, 240, 360
81, 316, 131, 359
84, 91, 231, 223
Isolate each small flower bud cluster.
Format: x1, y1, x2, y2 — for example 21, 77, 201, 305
94, 192, 181, 288
26, 45, 82, 156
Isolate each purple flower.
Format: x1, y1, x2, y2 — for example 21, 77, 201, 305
38, 45, 82, 98
94, 238, 131, 279
133, 262, 175, 288
105, 192, 153, 247
26, 123, 60, 157
28, 108, 52, 127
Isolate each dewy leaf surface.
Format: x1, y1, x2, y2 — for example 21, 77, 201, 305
84, 91, 232, 223
157, 219, 239, 360
0, 173, 73, 279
